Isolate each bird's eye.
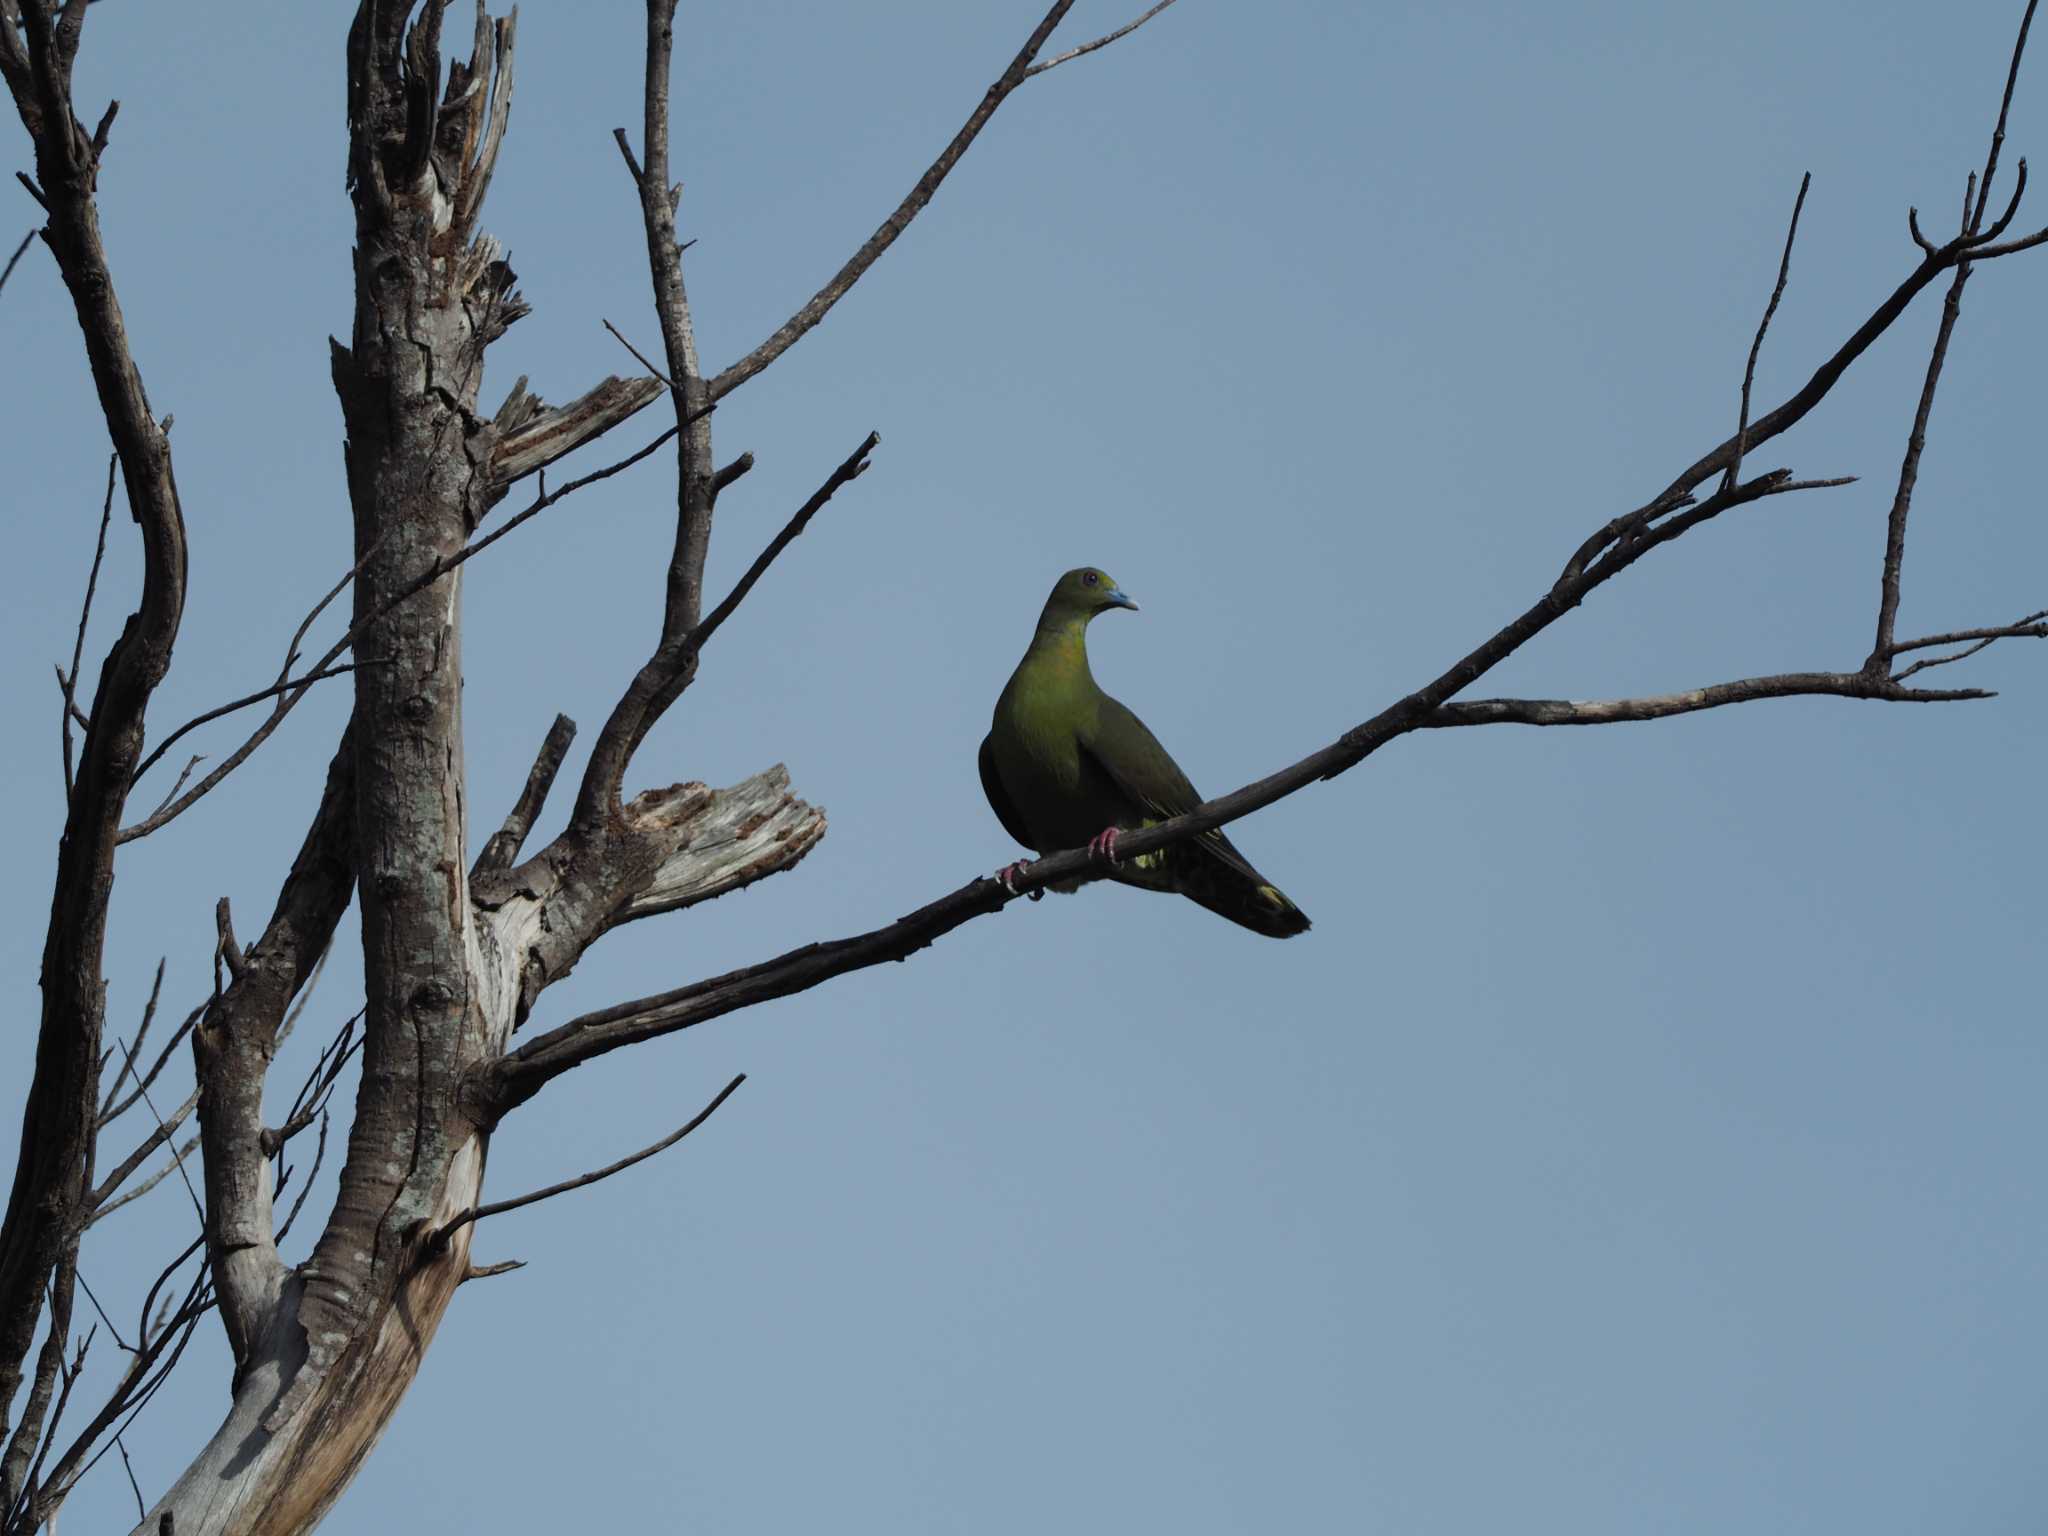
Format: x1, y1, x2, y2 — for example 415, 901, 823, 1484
1083, 571, 1099, 586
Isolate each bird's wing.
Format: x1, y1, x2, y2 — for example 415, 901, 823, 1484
1081, 697, 1267, 884
978, 733, 1037, 851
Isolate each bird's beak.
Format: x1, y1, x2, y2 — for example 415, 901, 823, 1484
1105, 587, 1139, 612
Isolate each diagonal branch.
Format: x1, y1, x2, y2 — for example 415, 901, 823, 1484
1867, 258, 1971, 664
690, 432, 878, 656
0, 226, 35, 299
706, 0, 1079, 400
571, 431, 878, 828
57, 453, 115, 796
1726, 172, 1809, 491
1024, 0, 1183, 77
96, 957, 164, 1125
484, 452, 1993, 1105
1888, 609, 2048, 655
431, 1074, 744, 1246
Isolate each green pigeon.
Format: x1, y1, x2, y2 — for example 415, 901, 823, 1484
979, 567, 1311, 938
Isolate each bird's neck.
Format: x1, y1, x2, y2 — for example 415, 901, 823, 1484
1025, 613, 1095, 680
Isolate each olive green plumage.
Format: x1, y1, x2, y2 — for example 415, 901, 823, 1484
980, 567, 1310, 939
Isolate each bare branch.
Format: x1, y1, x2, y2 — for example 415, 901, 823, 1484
572, 432, 878, 826
1024, 0, 1183, 76
58, 452, 116, 796
491, 456, 2003, 1106
460, 1259, 526, 1284
1867, 261, 1971, 663
600, 317, 675, 390
472, 713, 578, 880
711, 450, 754, 498
116, 1434, 145, 1523
1726, 173, 1809, 491
88, 1132, 201, 1227
117, 425, 676, 842
2, 4, 193, 1429
131, 665, 358, 790
264, 1012, 361, 1159
1968, 0, 2039, 233
487, 372, 668, 490
707, 1, 1080, 399
112, 1038, 203, 1228
1427, 674, 1991, 727
610, 764, 828, 927
71, 1271, 130, 1356
97, 999, 201, 1132
88, 1084, 199, 1219
611, 124, 643, 184
272, 1111, 329, 1248
0, 1245, 76, 1523
434, 1074, 745, 1245
213, 899, 247, 982
97, 958, 164, 1123
691, 432, 878, 656
1889, 609, 2048, 655
184, 729, 354, 1366
0, 226, 33, 298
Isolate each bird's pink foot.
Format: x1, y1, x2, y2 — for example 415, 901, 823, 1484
996, 860, 1041, 899
1087, 826, 1124, 868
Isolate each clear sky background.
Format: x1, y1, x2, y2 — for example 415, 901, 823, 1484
4, 2, 2045, 1532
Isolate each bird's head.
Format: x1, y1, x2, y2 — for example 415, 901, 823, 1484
1040, 566, 1139, 626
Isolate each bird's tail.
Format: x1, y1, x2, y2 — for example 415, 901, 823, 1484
1175, 851, 1311, 939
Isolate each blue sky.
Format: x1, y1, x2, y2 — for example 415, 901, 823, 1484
4, 2, 2045, 1531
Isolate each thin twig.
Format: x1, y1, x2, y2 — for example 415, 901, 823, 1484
265, 1011, 361, 1157
434, 1074, 746, 1246
131, 665, 357, 789
1889, 609, 2048, 654
708, 1, 1080, 399
273, 1111, 329, 1247
0, 226, 35, 298
1969, 0, 2039, 232
1726, 172, 1810, 491
71, 1272, 131, 1356
90, 1131, 200, 1226
98, 958, 165, 1123
568, 431, 878, 824
59, 453, 117, 796
689, 433, 878, 656
116, 422, 683, 842
1894, 636, 2002, 679
98, 1001, 202, 1130
602, 316, 675, 389
135, 1236, 204, 1355
113, 1038, 204, 1227
1868, 260, 1971, 664
1024, 0, 1183, 76
116, 1434, 146, 1522
145, 754, 205, 819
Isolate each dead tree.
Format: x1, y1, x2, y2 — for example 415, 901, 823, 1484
0, 1, 2042, 1531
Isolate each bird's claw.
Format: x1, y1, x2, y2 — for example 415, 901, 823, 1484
996, 860, 1042, 899
1087, 827, 1123, 868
